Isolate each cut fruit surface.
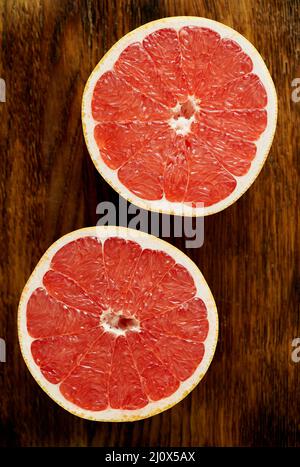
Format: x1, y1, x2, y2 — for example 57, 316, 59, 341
18, 227, 218, 421
82, 17, 277, 216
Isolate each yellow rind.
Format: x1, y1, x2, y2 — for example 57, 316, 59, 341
82, 16, 278, 217
18, 226, 218, 422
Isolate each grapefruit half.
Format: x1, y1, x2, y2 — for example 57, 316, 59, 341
18, 227, 218, 421
82, 17, 277, 216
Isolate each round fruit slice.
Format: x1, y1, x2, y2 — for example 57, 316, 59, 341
18, 227, 218, 421
82, 17, 277, 216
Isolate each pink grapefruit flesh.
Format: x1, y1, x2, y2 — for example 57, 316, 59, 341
83, 17, 277, 216
18, 227, 218, 421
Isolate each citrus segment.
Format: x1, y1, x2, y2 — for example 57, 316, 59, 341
27, 288, 99, 338
143, 28, 188, 102
109, 336, 148, 410
91, 71, 171, 122
137, 262, 196, 320
142, 297, 208, 342
94, 121, 172, 171
114, 43, 174, 107
30, 328, 101, 384
50, 237, 107, 307
118, 149, 165, 200
183, 142, 237, 206
178, 26, 220, 96
193, 123, 256, 176
163, 138, 189, 202
43, 270, 102, 314
200, 73, 267, 110
194, 38, 253, 97
103, 237, 141, 313
60, 332, 116, 411
141, 330, 205, 381
124, 248, 176, 316
200, 109, 267, 141
127, 331, 180, 400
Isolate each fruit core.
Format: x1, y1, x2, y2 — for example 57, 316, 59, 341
101, 309, 140, 335
169, 96, 199, 136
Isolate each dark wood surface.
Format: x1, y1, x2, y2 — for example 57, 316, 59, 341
0, 0, 299, 447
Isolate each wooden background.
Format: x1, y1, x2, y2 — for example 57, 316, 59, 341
0, 0, 299, 447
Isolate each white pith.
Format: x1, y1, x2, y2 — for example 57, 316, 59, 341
169, 96, 199, 136
100, 309, 141, 336
169, 115, 195, 136
82, 16, 277, 217
18, 227, 218, 422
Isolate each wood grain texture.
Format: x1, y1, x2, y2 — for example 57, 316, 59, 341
0, 0, 299, 447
